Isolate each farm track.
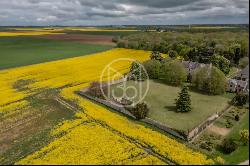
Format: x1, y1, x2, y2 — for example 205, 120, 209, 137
55, 97, 174, 165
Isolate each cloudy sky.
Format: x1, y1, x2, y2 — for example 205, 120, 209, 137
0, 0, 249, 26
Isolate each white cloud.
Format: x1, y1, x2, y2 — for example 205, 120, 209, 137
37, 16, 58, 22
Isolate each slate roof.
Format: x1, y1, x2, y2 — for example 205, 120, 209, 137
181, 61, 208, 72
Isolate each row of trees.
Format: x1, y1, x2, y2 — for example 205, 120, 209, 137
115, 32, 249, 70
143, 58, 227, 95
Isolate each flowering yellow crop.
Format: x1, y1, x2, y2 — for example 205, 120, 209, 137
18, 122, 164, 165
0, 31, 64, 37
0, 48, 214, 165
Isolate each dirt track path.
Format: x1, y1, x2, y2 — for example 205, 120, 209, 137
207, 125, 230, 136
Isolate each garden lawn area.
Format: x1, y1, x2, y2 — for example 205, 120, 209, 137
109, 80, 230, 131
219, 111, 249, 164
0, 36, 113, 70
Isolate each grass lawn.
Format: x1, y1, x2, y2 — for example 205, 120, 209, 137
0, 36, 113, 70
109, 80, 230, 131
218, 111, 249, 164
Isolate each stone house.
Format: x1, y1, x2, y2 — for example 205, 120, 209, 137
181, 61, 211, 82
181, 61, 209, 75
227, 65, 249, 94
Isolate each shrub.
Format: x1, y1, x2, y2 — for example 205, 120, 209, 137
130, 102, 149, 120
240, 129, 249, 146
87, 81, 107, 99
226, 119, 233, 128
192, 66, 227, 95
175, 85, 192, 113
143, 60, 161, 79
199, 141, 213, 151
215, 156, 225, 165
231, 93, 248, 106
161, 60, 187, 86
220, 138, 238, 154
235, 114, 240, 121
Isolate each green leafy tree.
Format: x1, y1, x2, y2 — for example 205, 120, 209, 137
192, 66, 227, 95
240, 40, 249, 57
143, 60, 161, 79
187, 48, 199, 62
210, 54, 230, 75
231, 93, 248, 106
221, 139, 238, 154
162, 60, 187, 86
130, 102, 149, 120
229, 43, 242, 65
179, 47, 191, 60
150, 51, 163, 61
87, 81, 107, 99
168, 50, 178, 59
128, 41, 139, 49
129, 61, 147, 81
175, 85, 192, 113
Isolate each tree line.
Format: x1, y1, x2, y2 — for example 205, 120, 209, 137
114, 31, 249, 74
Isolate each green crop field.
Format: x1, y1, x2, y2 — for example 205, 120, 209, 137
0, 36, 113, 70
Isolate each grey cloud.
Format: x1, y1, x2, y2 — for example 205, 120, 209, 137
0, 0, 248, 26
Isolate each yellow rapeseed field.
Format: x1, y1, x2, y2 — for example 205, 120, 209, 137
0, 31, 64, 37
0, 48, 214, 165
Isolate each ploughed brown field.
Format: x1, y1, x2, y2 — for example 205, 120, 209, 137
34, 34, 115, 45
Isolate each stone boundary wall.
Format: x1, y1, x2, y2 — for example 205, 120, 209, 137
78, 82, 232, 142
77, 90, 188, 141
187, 104, 232, 140
77, 91, 136, 119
